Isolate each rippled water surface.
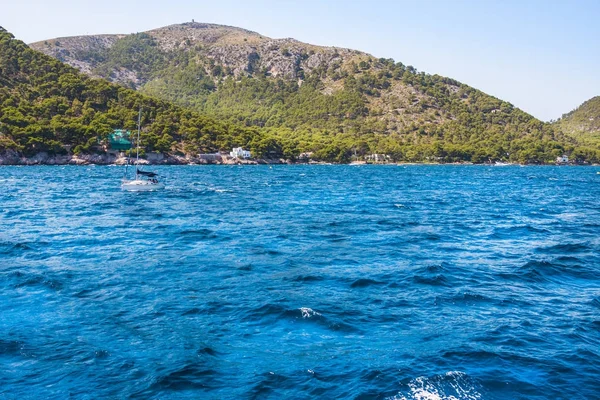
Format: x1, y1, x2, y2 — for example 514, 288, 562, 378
1, 165, 599, 399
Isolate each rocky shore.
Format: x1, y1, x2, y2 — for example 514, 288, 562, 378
2, 151, 595, 166
0, 151, 288, 166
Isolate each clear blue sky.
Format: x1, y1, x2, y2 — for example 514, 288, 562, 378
2, 0, 599, 121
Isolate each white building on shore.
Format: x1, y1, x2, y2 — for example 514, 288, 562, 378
230, 147, 252, 159
365, 154, 391, 163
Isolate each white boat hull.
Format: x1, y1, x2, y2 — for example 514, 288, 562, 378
121, 179, 165, 191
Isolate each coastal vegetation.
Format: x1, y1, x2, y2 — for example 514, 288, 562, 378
1, 24, 599, 163
0, 27, 277, 159
554, 96, 600, 149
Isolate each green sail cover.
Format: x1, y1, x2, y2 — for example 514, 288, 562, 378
108, 129, 132, 151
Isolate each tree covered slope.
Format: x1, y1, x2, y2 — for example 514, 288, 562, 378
29, 22, 599, 163
0, 26, 276, 159
555, 96, 600, 147
0, 23, 594, 163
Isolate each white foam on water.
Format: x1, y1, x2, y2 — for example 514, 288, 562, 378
409, 377, 452, 400
206, 186, 232, 193
387, 371, 482, 400
299, 307, 321, 318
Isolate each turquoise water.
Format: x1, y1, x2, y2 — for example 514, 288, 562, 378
1, 165, 599, 399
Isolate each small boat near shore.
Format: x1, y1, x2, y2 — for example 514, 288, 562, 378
121, 169, 165, 191
121, 109, 165, 191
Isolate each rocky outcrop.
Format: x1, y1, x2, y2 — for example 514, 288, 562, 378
30, 34, 122, 77
29, 22, 362, 83
0, 151, 121, 165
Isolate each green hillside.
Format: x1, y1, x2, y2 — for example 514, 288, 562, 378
0, 24, 597, 163
0, 27, 274, 159
29, 22, 600, 163
555, 96, 600, 148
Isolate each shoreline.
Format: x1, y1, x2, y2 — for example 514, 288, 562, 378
0, 151, 596, 167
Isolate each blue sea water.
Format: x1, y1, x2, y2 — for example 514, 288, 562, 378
0, 165, 599, 399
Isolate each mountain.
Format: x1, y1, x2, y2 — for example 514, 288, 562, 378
555, 96, 600, 147
28, 22, 599, 164
0, 26, 273, 162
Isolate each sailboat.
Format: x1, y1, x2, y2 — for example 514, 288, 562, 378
121, 109, 165, 191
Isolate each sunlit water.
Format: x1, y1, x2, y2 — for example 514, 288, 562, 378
1, 165, 599, 399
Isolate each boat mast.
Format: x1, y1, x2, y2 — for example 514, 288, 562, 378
135, 108, 142, 179
124, 142, 129, 179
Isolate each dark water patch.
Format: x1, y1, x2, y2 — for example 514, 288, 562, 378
442, 348, 503, 364
0, 339, 24, 356
353, 367, 411, 399
417, 264, 449, 273
490, 224, 550, 239
202, 300, 235, 315
376, 218, 398, 227
2, 209, 25, 218
0, 240, 52, 258
321, 233, 349, 242
94, 350, 110, 359
351, 278, 384, 288
583, 222, 600, 228
477, 373, 544, 399
412, 274, 449, 286
0, 241, 33, 255
473, 333, 530, 348
249, 246, 284, 256
411, 263, 452, 286
554, 255, 584, 264
248, 371, 296, 398
500, 259, 596, 283
291, 274, 325, 283
441, 346, 545, 372
73, 288, 105, 299
150, 364, 219, 391
182, 307, 202, 316
398, 220, 420, 227
196, 347, 219, 357
237, 264, 253, 271
243, 303, 288, 321
567, 326, 600, 346
533, 259, 593, 280
536, 242, 590, 254
11, 271, 65, 291
438, 291, 494, 306
151, 224, 172, 231
324, 219, 355, 229
424, 233, 442, 241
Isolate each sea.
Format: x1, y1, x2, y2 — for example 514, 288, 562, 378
0, 165, 599, 399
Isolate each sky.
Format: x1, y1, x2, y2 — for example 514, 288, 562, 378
1, 0, 599, 121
